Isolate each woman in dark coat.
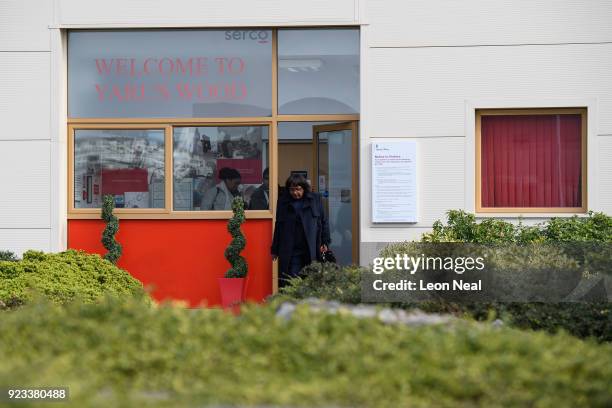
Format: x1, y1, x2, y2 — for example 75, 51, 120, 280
271, 174, 331, 287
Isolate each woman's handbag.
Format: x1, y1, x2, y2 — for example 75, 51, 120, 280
320, 247, 337, 263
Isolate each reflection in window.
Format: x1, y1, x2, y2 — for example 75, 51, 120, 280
173, 126, 269, 210
74, 129, 165, 208
278, 28, 359, 114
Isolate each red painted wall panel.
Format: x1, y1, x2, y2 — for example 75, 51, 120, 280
68, 219, 273, 307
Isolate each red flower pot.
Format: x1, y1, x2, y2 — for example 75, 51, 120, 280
218, 277, 246, 309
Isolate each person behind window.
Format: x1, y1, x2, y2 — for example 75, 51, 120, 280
200, 133, 212, 154
201, 167, 242, 210
271, 174, 330, 288
243, 185, 257, 208
220, 133, 234, 158
249, 167, 269, 210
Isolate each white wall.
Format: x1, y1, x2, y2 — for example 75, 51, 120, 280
0, 0, 54, 255
0, 0, 51, 50
367, 0, 612, 47
56, 0, 357, 26
361, 0, 612, 248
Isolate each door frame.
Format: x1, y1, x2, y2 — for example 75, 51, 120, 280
312, 121, 359, 264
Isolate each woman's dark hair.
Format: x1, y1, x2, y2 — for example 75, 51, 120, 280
285, 174, 311, 193
218, 167, 241, 181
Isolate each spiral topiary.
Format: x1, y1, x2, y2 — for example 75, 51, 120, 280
224, 197, 248, 278
101, 195, 122, 264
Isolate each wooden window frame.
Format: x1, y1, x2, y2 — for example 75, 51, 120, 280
475, 108, 587, 214
67, 28, 360, 220
68, 121, 277, 220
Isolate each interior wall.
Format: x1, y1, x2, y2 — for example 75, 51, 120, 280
278, 143, 313, 187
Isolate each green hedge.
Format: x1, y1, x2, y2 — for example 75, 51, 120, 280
437, 302, 611, 342
419, 211, 611, 340
0, 298, 610, 407
422, 210, 612, 243
278, 262, 363, 304
279, 263, 611, 341
0, 250, 149, 307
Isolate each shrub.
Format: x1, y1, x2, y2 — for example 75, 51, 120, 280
283, 246, 610, 340
380, 241, 586, 302
457, 302, 611, 342
278, 262, 363, 304
544, 211, 612, 242
224, 197, 247, 278
101, 194, 122, 264
422, 210, 543, 244
0, 250, 149, 306
0, 298, 610, 407
422, 210, 612, 244
0, 250, 18, 262
381, 210, 612, 341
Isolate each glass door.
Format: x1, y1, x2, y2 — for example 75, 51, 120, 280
312, 122, 358, 265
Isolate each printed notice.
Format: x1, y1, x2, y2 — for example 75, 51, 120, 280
372, 141, 417, 223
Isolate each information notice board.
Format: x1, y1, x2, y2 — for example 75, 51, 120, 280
371, 141, 417, 223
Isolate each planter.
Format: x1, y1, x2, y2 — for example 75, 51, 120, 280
218, 277, 246, 309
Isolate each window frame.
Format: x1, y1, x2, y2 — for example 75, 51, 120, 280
68, 121, 276, 219
475, 108, 588, 214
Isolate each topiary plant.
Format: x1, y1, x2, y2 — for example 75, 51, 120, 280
101, 195, 122, 264
224, 197, 248, 278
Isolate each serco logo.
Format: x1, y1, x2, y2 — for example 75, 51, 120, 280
225, 30, 270, 44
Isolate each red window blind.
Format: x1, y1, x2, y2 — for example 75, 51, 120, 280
481, 114, 582, 208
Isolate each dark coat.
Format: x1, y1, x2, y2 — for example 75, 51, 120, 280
249, 185, 269, 210
271, 191, 331, 275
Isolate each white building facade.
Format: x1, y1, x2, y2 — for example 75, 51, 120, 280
1, 0, 611, 264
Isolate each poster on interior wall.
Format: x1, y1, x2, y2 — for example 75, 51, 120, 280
371, 141, 417, 223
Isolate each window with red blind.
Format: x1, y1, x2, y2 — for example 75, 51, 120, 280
477, 109, 586, 212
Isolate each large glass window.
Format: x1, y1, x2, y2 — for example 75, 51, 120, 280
478, 109, 586, 212
173, 126, 269, 211
69, 30, 272, 118
74, 129, 165, 209
68, 28, 360, 220
278, 28, 359, 114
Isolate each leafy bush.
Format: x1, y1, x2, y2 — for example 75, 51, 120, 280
0, 298, 610, 407
451, 302, 611, 342
422, 210, 612, 243
422, 210, 543, 243
280, 261, 611, 341
0, 250, 148, 306
278, 262, 363, 303
0, 250, 18, 262
382, 210, 612, 341
381, 241, 586, 301
544, 211, 612, 242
